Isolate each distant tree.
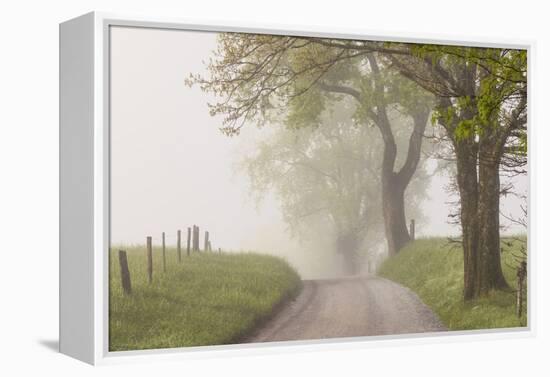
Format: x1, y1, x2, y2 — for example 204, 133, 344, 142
187, 34, 434, 256
242, 100, 429, 274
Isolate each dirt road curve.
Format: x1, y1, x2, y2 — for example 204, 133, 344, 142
247, 275, 446, 343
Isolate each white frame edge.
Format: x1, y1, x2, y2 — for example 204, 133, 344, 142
59, 12, 96, 364
59, 11, 536, 365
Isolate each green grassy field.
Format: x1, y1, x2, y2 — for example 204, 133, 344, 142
378, 237, 527, 330
109, 246, 301, 351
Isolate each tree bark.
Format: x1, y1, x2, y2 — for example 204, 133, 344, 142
382, 174, 410, 256
477, 129, 509, 293
454, 137, 480, 300
454, 131, 510, 299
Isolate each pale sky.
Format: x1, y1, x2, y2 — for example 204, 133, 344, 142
110, 26, 527, 275
110, 27, 287, 249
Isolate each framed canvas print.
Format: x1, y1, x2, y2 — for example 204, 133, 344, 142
59, 12, 532, 365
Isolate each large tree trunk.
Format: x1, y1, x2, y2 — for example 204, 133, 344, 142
454, 138, 481, 300
477, 130, 509, 293
382, 174, 410, 256
453, 121, 509, 299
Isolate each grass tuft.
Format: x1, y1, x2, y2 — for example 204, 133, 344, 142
378, 237, 527, 331
109, 246, 301, 351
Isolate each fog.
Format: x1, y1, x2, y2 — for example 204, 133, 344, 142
110, 27, 527, 278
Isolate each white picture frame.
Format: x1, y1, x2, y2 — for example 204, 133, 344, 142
59, 11, 534, 365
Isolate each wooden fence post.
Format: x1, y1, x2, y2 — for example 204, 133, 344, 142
187, 227, 191, 256
410, 219, 415, 241
208, 240, 212, 252
146, 236, 153, 284
177, 229, 182, 263
193, 225, 196, 251
516, 261, 527, 318
218, 247, 221, 254
195, 226, 200, 252
162, 232, 166, 272
192, 225, 196, 251
118, 250, 132, 295
204, 231, 209, 253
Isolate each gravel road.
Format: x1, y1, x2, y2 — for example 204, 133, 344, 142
246, 275, 446, 343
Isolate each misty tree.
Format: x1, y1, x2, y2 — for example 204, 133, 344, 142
242, 100, 429, 274
187, 34, 433, 256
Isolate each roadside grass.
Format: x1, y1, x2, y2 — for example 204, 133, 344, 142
109, 246, 301, 351
378, 237, 527, 331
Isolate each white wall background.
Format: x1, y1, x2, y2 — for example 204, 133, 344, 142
0, 0, 548, 375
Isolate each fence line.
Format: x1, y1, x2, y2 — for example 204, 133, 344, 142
116, 225, 221, 295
